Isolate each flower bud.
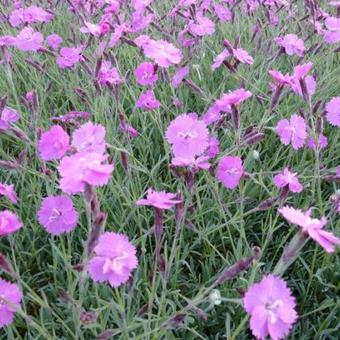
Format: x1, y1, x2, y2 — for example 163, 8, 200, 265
209, 289, 222, 305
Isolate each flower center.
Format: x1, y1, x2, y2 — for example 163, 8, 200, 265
265, 299, 283, 324
177, 131, 197, 139
49, 208, 62, 222
102, 252, 128, 274
226, 167, 239, 177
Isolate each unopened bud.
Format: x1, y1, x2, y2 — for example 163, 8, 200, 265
209, 289, 222, 305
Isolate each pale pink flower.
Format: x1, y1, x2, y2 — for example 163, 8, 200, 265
46, 34, 63, 50
98, 61, 122, 86
202, 104, 222, 125
166, 113, 209, 158
323, 17, 340, 44
72, 122, 106, 154
9, 6, 53, 27
0, 279, 22, 329
0, 35, 16, 47
130, 11, 154, 32
143, 39, 182, 68
57, 47, 83, 69
58, 152, 114, 194
134, 62, 158, 86
88, 232, 138, 288
214, 4, 232, 22
243, 275, 298, 340
275, 34, 305, 56
273, 167, 303, 193
38, 195, 78, 235
171, 65, 189, 88
0, 107, 19, 130
171, 155, 211, 170
38, 125, 69, 161
325, 97, 340, 127
0, 183, 18, 203
136, 90, 160, 110
211, 49, 230, 71
134, 34, 151, 48
216, 156, 243, 189
269, 70, 291, 86
279, 206, 340, 253
0, 210, 22, 236
307, 133, 328, 150
216, 88, 252, 109
189, 15, 215, 36
136, 188, 181, 209
14, 26, 43, 52
276, 114, 307, 150
233, 48, 254, 64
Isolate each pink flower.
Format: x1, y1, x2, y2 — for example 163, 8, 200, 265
0, 183, 17, 203
233, 48, 254, 65
166, 113, 209, 158
206, 136, 220, 158
98, 62, 122, 86
88, 232, 138, 288
276, 114, 307, 150
214, 4, 232, 22
273, 167, 303, 193
323, 17, 340, 44
279, 206, 340, 253
136, 188, 181, 209
171, 65, 189, 88
134, 62, 158, 86
57, 47, 83, 69
58, 152, 114, 194
290, 75, 316, 98
307, 133, 328, 150
119, 122, 139, 138
171, 155, 211, 170
189, 15, 215, 36
136, 90, 160, 110
275, 34, 305, 56
216, 88, 252, 109
143, 39, 182, 68
211, 49, 230, 71
243, 275, 298, 340
269, 70, 291, 86
0, 107, 19, 130
38, 195, 78, 235
14, 26, 43, 52
325, 97, 340, 127
0, 279, 22, 329
9, 6, 53, 27
72, 122, 106, 154
80, 21, 101, 37
202, 104, 222, 125
46, 34, 63, 50
0, 210, 22, 236
216, 156, 243, 189
38, 125, 69, 161
0, 35, 16, 47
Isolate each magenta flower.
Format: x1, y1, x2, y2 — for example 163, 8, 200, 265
38, 125, 69, 161
211, 49, 230, 71
88, 232, 138, 288
136, 188, 181, 210
143, 39, 182, 68
38, 195, 78, 235
275, 34, 305, 56
307, 133, 328, 150
134, 62, 158, 86
290, 75, 316, 98
216, 156, 244, 189
214, 4, 232, 22
273, 167, 303, 193
9, 6, 53, 27
202, 104, 222, 125
189, 15, 215, 36
325, 97, 340, 127
0, 279, 22, 329
233, 48, 254, 65
46, 34, 63, 50
136, 90, 160, 110
206, 136, 220, 158
243, 275, 298, 340
57, 47, 83, 69
0, 210, 22, 236
171, 65, 189, 88
216, 88, 252, 110
0, 183, 17, 203
98, 61, 122, 87
0, 107, 19, 130
166, 113, 209, 158
171, 156, 211, 170
276, 114, 307, 150
72, 122, 106, 154
58, 152, 114, 194
14, 26, 43, 52
80, 21, 101, 37
269, 70, 291, 86
323, 17, 340, 44
279, 206, 340, 253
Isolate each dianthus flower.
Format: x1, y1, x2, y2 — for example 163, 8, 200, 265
275, 34, 305, 56
38, 125, 69, 161
189, 15, 215, 36
323, 17, 340, 44
80, 21, 101, 37
57, 47, 83, 69
171, 66, 189, 88
38, 195, 78, 235
273, 167, 303, 193
134, 62, 158, 86
0, 183, 17, 204
279, 206, 340, 253
214, 4, 232, 22
243, 275, 298, 340
88, 232, 138, 288
136, 188, 181, 209
9, 6, 53, 27
98, 61, 122, 86
216, 156, 244, 189
307, 133, 328, 150
276, 114, 307, 150
216, 88, 252, 110
166, 113, 209, 158
211, 49, 230, 71
0, 279, 22, 329
233, 48, 254, 64
0, 210, 22, 236
14, 27, 43, 52
325, 97, 340, 127
46, 34, 63, 50
0, 107, 19, 130
136, 90, 160, 110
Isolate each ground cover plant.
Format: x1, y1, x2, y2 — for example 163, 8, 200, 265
0, 0, 339, 339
